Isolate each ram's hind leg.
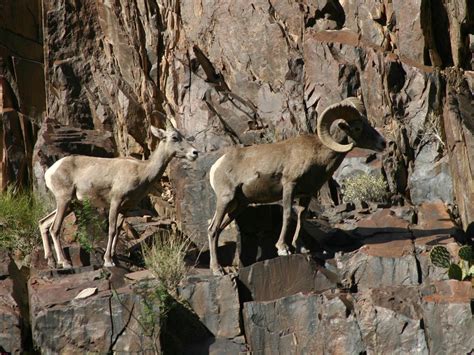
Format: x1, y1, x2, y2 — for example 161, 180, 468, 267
208, 194, 238, 276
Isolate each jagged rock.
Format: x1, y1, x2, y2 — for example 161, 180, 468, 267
243, 291, 365, 354
392, 0, 436, 66
421, 280, 474, 354
0, 252, 23, 353
443, 71, 474, 230
335, 208, 419, 289
408, 143, 453, 204
354, 286, 428, 354
238, 254, 336, 302
29, 269, 161, 353
178, 274, 241, 339
0, 0, 45, 189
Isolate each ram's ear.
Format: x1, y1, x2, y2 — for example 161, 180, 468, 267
151, 126, 166, 139
337, 120, 351, 133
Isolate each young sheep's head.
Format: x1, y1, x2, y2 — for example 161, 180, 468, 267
316, 97, 386, 153
151, 126, 199, 161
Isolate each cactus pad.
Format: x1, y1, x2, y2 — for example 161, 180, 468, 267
458, 245, 474, 262
430, 245, 451, 268
447, 263, 463, 281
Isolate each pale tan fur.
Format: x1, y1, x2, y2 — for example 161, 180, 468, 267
39, 126, 198, 268
207, 98, 386, 275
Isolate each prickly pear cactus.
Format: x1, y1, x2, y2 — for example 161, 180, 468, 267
448, 263, 463, 280
458, 245, 473, 262
430, 245, 451, 268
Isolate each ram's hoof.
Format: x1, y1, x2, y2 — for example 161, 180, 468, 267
298, 246, 310, 254
277, 248, 292, 256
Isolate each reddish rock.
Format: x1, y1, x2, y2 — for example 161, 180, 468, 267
413, 201, 461, 246
350, 208, 414, 258
421, 280, 474, 354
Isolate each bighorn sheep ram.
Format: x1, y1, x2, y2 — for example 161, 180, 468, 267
208, 97, 386, 275
39, 126, 198, 268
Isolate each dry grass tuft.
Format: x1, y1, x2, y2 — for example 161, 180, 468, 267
142, 230, 192, 295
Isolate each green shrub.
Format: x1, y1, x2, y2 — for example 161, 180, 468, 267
0, 187, 46, 257
74, 199, 105, 252
342, 172, 388, 203
142, 230, 192, 295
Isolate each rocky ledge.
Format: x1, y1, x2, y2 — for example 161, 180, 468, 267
0, 201, 473, 354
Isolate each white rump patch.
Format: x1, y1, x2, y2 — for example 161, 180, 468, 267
209, 154, 226, 191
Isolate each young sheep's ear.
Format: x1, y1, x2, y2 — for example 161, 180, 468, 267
151, 126, 167, 139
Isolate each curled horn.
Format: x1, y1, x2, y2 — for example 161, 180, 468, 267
316, 97, 366, 153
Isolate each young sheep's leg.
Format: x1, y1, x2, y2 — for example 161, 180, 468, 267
104, 201, 120, 267
208, 196, 235, 276
292, 196, 310, 254
110, 213, 124, 258
276, 183, 295, 256
50, 199, 72, 269
38, 210, 57, 268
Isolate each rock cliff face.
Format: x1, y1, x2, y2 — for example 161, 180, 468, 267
8, 0, 469, 240
0, 0, 473, 353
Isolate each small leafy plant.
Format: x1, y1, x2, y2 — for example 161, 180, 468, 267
0, 187, 46, 257
430, 245, 474, 281
74, 199, 105, 252
342, 172, 388, 203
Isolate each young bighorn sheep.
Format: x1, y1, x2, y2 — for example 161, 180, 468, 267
38, 126, 198, 268
208, 97, 386, 275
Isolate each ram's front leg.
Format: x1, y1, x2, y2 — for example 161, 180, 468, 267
276, 182, 295, 256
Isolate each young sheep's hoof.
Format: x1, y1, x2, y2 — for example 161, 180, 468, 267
47, 258, 56, 269
60, 261, 73, 269
277, 248, 292, 256
211, 266, 225, 276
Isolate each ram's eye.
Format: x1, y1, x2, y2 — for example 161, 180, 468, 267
171, 136, 179, 142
